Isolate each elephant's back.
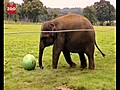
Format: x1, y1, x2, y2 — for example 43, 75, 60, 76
52, 13, 94, 30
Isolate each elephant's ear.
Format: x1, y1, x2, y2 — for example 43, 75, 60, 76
48, 23, 56, 31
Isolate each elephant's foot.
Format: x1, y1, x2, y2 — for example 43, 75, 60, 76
52, 66, 58, 69
70, 62, 76, 68
80, 64, 87, 69
89, 65, 95, 70
40, 66, 44, 69
52, 64, 58, 69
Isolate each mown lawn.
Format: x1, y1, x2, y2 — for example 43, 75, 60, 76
4, 23, 116, 90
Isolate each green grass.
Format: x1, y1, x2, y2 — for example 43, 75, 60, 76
4, 23, 116, 90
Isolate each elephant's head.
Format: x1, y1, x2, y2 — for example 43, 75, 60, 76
40, 21, 57, 47
39, 21, 57, 69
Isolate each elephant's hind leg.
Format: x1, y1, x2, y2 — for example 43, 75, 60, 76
63, 50, 76, 68
78, 53, 87, 69
85, 43, 95, 70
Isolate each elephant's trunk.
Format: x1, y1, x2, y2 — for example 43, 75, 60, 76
39, 41, 45, 69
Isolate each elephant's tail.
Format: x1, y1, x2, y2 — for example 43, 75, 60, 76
95, 41, 106, 57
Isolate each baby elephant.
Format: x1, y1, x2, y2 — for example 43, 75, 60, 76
39, 13, 105, 70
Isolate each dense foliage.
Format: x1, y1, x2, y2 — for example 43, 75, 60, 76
83, 6, 98, 25
83, 0, 116, 25
4, 0, 116, 25
4, 0, 48, 22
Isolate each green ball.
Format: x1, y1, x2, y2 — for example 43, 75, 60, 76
22, 54, 36, 70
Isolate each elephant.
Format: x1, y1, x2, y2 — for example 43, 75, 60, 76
39, 13, 105, 70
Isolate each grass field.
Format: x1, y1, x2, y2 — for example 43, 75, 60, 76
4, 23, 116, 90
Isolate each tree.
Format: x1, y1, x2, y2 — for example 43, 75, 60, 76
16, 4, 23, 20
11, 4, 22, 22
21, 0, 48, 22
47, 11, 58, 20
83, 6, 98, 25
94, 0, 116, 25
107, 4, 116, 25
4, 0, 10, 20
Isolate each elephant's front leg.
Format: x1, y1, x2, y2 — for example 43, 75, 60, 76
39, 41, 45, 69
52, 45, 61, 69
52, 34, 65, 69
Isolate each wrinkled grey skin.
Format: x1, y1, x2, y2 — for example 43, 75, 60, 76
39, 14, 105, 70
